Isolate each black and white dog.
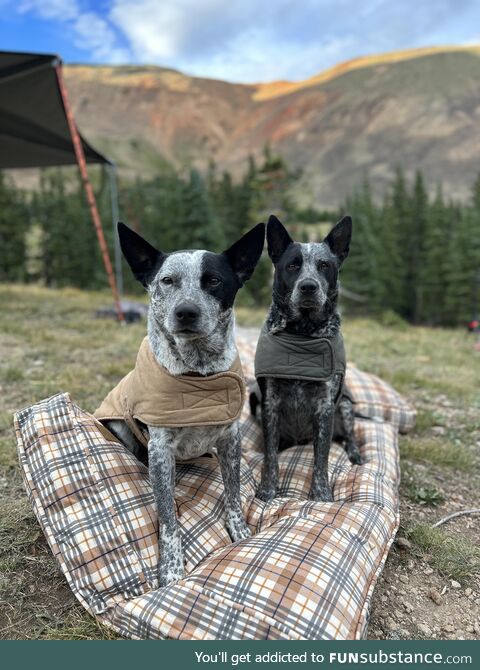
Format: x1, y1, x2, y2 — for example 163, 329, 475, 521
105, 221, 265, 585
254, 215, 362, 504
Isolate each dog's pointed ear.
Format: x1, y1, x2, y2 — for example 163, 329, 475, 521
324, 215, 352, 263
267, 215, 294, 264
117, 222, 165, 287
222, 222, 265, 285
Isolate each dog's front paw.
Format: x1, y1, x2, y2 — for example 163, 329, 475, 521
226, 515, 251, 543
158, 531, 184, 587
256, 484, 277, 503
158, 562, 185, 587
348, 451, 365, 465
256, 476, 277, 502
308, 485, 334, 502
345, 441, 365, 465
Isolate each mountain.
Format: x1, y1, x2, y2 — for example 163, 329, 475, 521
63, 46, 480, 207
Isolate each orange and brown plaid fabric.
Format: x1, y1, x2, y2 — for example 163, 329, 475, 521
14, 335, 415, 640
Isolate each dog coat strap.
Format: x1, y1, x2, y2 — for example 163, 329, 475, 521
254, 323, 346, 383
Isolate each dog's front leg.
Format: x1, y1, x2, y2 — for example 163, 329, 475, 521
338, 397, 364, 465
309, 392, 335, 502
148, 426, 184, 586
256, 379, 280, 502
217, 425, 251, 542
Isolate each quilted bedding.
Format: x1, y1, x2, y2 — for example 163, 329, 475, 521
14, 334, 415, 640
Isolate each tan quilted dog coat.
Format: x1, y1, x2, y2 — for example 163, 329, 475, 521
95, 337, 246, 446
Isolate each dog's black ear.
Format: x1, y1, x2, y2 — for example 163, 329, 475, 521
267, 215, 294, 264
117, 222, 164, 287
324, 215, 352, 263
223, 222, 265, 285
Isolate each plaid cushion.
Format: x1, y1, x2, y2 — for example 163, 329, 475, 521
14, 335, 415, 640
345, 367, 416, 434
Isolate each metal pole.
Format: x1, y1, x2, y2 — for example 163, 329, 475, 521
55, 62, 125, 323
109, 163, 124, 296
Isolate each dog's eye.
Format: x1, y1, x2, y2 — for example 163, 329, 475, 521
161, 276, 173, 285
318, 261, 329, 272
287, 263, 300, 271
208, 277, 221, 287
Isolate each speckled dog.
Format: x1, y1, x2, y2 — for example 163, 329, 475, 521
254, 215, 362, 504
100, 221, 265, 586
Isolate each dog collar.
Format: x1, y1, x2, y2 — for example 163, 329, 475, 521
95, 337, 246, 443
254, 322, 346, 383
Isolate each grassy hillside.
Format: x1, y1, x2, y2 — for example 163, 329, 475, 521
0, 285, 478, 639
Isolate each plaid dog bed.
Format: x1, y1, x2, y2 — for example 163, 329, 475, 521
14, 335, 415, 640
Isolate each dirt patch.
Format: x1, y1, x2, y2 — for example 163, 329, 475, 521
367, 393, 480, 640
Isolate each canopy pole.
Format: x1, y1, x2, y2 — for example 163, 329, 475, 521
109, 163, 124, 296
55, 63, 125, 323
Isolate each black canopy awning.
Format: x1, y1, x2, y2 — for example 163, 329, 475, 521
0, 50, 110, 168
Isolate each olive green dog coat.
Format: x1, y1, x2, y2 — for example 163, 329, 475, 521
254, 323, 351, 403
95, 337, 246, 446
255, 323, 346, 382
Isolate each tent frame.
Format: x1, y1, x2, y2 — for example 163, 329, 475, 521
0, 51, 124, 322
55, 63, 124, 322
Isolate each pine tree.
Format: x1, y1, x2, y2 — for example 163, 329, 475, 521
377, 190, 404, 314
182, 169, 225, 250
0, 172, 28, 282
341, 178, 383, 310
390, 165, 412, 318
407, 170, 429, 323
36, 169, 69, 287
209, 170, 238, 241
444, 178, 480, 325
469, 176, 480, 322
35, 169, 101, 289
419, 185, 449, 324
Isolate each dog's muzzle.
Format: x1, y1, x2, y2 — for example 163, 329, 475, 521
294, 279, 325, 310
172, 301, 202, 336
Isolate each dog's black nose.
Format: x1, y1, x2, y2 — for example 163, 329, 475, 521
299, 280, 318, 295
175, 302, 200, 324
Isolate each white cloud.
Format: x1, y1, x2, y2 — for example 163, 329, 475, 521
73, 12, 129, 63
10, 0, 480, 81
16, 0, 130, 63
110, 0, 226, 61
108, 0, 355, 81
18, 0, 80, 23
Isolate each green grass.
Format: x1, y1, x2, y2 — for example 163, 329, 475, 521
0, 499, 39, 557
41, 608, 120, 640
414, 408, 444, 435
2, 368, 25, 383
408, 523, 480, 584
401, 436, 474, 471
0, 283, 479, 638
404, 481, 444, 506
343, 317, 480, 406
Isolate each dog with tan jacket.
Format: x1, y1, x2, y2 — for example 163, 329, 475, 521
95, 221, 265, 586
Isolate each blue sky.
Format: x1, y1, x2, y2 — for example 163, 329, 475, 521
1, 0, 480, 82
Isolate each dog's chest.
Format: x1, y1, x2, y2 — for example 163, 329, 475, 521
276, 380, 318, 443
168, 424, 231, 461
269, 377, 337, 446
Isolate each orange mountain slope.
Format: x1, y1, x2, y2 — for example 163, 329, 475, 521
63, 45, 480, 207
